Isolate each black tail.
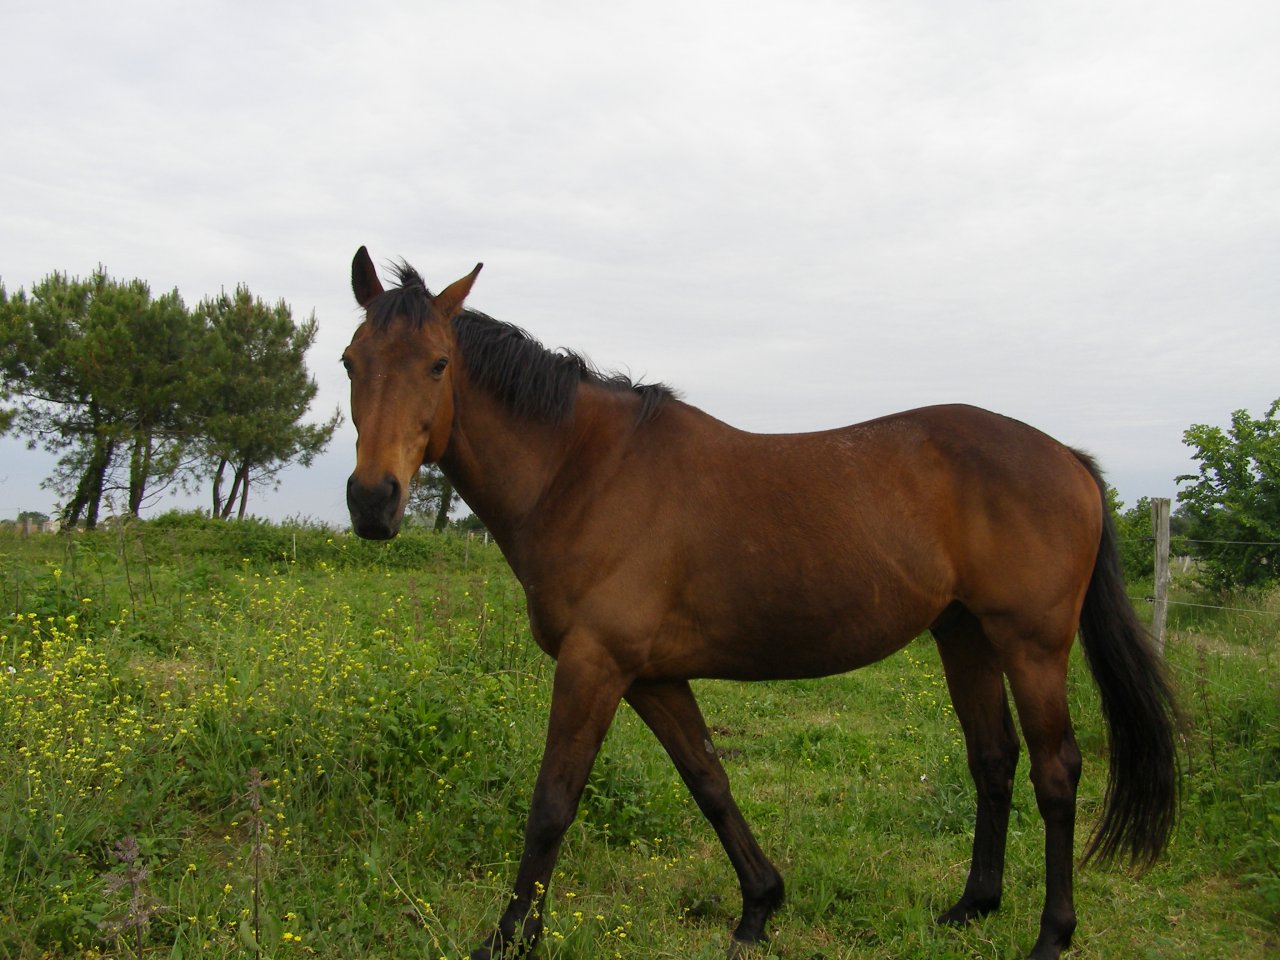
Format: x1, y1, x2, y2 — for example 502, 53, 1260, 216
1073, 452, 1181, 868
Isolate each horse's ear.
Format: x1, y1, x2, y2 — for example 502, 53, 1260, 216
433, 263, 483, 321
352, 246, 384, 308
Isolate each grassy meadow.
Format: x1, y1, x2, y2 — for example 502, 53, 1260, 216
0, 516, 1276, 959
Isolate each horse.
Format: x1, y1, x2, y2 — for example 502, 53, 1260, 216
341, 247, 1179, 960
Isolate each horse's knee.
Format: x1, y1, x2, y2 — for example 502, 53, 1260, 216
524, 793, 578, 852
1029, 761, 1079, 826
968, 732, 1018, 803
1060, 728, 1082, 786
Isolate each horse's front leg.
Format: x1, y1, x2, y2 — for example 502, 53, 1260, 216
471, 639, 628, 960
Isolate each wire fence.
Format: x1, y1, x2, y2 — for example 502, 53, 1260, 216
1163, 597, 1280, 616
1180, 537, 1280, 547
1163, 655, 1247, 699
1122, 521, 1280, 618
1118, 536, 1280, 547
1126, 588, 1277, 698
1132, 594, 1280, 618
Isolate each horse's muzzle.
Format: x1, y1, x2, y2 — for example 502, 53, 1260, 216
347, 472, 403, 540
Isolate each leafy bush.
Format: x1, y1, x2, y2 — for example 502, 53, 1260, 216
1177, 398, 1280, 591
1109, 489, 1155, 584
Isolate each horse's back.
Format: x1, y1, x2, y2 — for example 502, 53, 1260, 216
664, 402, 1098, 545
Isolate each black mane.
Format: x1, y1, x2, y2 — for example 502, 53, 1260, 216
368, 260, 675, 425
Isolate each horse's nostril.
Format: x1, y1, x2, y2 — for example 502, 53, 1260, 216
347, 473, 401, 515
347, 473, 404, 540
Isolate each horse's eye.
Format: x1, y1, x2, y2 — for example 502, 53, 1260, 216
340, 356, 353, 377
431, 357, 449, 377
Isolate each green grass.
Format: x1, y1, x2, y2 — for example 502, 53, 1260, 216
0, 520, 1275, 958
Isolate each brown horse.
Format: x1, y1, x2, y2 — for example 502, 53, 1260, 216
342, 248, 1179, 960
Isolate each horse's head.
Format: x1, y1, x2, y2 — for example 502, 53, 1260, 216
344, 246, 481, 540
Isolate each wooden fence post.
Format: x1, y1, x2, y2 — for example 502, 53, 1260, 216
1151, 497, 1170, 654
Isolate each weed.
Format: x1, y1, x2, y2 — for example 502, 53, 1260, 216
98, 835, 163, 956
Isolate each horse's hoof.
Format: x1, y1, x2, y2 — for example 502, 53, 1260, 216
937, 896, 1000, 926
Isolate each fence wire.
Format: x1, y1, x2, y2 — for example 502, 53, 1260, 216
1118, 536, 1280, 547
1131, 594, 1280, 618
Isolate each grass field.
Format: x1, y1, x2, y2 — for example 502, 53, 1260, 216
1, 517, 1276, 959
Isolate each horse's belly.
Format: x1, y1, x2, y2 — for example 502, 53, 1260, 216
644, 604, 932, 682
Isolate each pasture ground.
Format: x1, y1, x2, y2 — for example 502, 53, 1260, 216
0, 517, 1276, 958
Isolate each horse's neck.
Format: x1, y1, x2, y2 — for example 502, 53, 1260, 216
438, 381, 623, 561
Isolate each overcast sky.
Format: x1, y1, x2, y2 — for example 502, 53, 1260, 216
2, 0, 1277, 526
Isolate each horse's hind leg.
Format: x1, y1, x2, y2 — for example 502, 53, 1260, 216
1000, 637, 1083, 960
625, 679, 784, 953
933, 608, 1021, 924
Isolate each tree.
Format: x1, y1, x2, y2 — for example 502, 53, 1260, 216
0, 284, 18, 435
1176, 398, 1280, 591
0, 269, 194, 528
110, 288, 198, 515
192, 286, 340, 519
1106, 486, 1155, 583
405, 465, 457, 532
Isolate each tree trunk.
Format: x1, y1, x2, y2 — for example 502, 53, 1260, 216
220, 464, 243, 520
433, 477, 454, 532
63, 480, 89, 530
128, 431, 153, 516
212, 458, 228, 517
219, 462, 252, 520
235, 463, 251, 519
83, 436, 115, 530
63, 431, 115, 531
